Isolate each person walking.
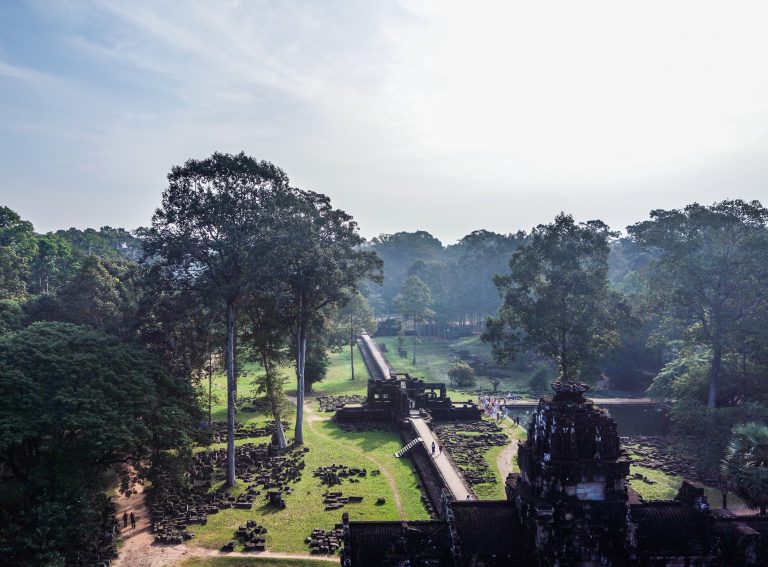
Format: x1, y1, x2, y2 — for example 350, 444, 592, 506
438, 443, 443, 455
130, 512, 136, 529
123, 511, 128, 528
431, 441, 436, 455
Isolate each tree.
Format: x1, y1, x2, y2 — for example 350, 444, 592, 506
335, 290, 377, 380
133, 264, 222, 424
57, 256, 124, 331
0, 299, 24, 335
242, 283, 293, 449
448, 361, 477, 388
275, 189, 382, 445
29, 233, 72, 294
484, 213, 621, 383
143, 152, 289, 487
0, 322, 195, 565
370, 231, 443, 311
0, 206, 37, 300
629, 200, 768, 407
394, 275, 434, 365
722, 422, 768, 515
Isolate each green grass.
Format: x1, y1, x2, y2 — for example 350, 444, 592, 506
311, 345, 368, 397
178, 558, 334, 567
628, 463, 745, 510
373, 335, 541, 398
186, 348, 428, 553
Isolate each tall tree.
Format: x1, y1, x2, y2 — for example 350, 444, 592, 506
57, 256, 124, 331
336, 290, 377, 380
484, 213, 621, 382
143, 152, 289, 487
394, 275, 434, 365
0, 207, 37, 300
241, 283, 293, 449
29, 233, 72, 294
277, 190, 382, 445
628, 200, 768, 407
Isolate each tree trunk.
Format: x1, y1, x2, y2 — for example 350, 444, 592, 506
225, 300, 236, 488
207, 355, 213, 427
412, 318, 417, 365
350, 315, 355, 381
707, 335, 722, 408
294, 321, 306, 445
265, 368, 288, 450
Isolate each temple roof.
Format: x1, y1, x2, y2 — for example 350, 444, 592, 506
631, 502, 711, 556
451, 500, 531, 559
345, 520, 452, 566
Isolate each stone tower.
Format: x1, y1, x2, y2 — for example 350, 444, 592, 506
506, 382, 631, 566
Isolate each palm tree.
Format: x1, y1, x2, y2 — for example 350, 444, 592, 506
722, 421, 768, 515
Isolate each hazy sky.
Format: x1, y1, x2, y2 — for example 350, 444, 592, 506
2, 0, 768, 243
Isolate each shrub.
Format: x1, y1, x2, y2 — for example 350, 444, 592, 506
448, 362, 477, 388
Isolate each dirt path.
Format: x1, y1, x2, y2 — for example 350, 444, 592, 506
496, 420, 522, 483
113, 482, 190, 567
497, 441, 517, 481
303, 401, 405, 518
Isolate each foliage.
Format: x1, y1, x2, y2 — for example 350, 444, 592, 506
143, 151, 291, 485
273, 187, 382, 443
394, 275, 434, 364
670, 400, 768, 475
0, 206, 37, 300
0, 299, 24, 335
0, 322, 195, 565
448, 361, 477, 388
484, 213, 623, 382
629, 200, 768, 407
370, 231, 443, 311
647, 347, 710, 400
722, 422, 768, 514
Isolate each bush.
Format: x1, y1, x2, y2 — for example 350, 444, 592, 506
448, 362, 477, 388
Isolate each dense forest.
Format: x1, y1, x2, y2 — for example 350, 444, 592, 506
2, 154, 768, 563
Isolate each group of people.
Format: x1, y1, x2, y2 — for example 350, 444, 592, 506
478, 395, 511, 423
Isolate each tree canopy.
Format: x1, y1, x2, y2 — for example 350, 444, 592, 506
629, 200, 768, 407
484, 213, 622, 382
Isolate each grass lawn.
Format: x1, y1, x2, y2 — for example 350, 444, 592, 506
186, 347, 429, 554
373, 335, 542, 398
628, 463, 745, 511
178, 558, 334, 567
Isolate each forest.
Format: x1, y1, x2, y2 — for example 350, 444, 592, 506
2, 153, 768, 564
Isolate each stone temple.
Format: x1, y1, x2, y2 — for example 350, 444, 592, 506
340, 382, 768, 566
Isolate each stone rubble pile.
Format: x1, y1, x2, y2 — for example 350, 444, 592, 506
148, 442, 307, 545
317, 395, 367, 412
313, 464, 367, 486
209, 420, 289, 444
307, 526, 345, 554
624, 435, 718, 486
433, 421, 509, 486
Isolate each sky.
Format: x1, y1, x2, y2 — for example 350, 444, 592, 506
1, 0, 768, 243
